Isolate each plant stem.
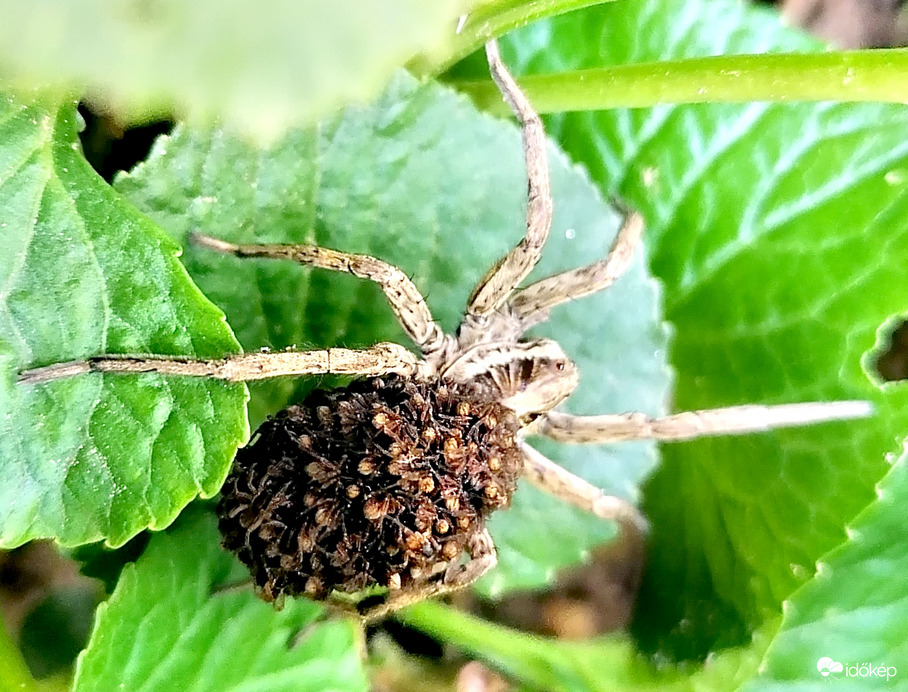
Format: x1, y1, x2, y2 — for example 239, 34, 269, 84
454, 49, 908, 113
396, 601, 675, 691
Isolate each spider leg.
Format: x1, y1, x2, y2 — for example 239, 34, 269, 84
466, 40, 553, 317
17, 342, 419, 385
520, 442, 648, 535
537, 400, 873, 443
507, 212, 644, 329
347, 528, 497, 623
192, 233, 445, 354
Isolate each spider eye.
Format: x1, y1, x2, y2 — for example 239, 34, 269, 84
555, 361, 565, 371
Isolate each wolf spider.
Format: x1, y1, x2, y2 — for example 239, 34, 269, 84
19, 40, 870, 620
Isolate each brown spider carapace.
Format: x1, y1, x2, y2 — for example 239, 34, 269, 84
18, 40, 871, 621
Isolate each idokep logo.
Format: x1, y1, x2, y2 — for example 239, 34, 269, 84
817, 657, 844, 677
817, 657, 898, 682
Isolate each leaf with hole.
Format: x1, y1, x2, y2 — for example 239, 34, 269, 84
497, 0, 908, 661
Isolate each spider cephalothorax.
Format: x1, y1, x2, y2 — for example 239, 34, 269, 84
17, 38, 871, 621
439, 338, 579, 421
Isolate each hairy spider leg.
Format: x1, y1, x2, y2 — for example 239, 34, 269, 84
536, 401, 873, 443
508, 212, 644, 330
326, 528, 497, 624
466, 40, 554, 318
520, 442, 648, 534
191, 233, 446, 354
17, 343, 419, 385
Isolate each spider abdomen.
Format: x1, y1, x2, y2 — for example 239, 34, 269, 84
217, 374, 522, 603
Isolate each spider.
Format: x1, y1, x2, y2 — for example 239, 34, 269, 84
19, 40, 870, 621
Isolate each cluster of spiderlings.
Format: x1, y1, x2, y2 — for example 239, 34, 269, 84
217, 374, 523, 603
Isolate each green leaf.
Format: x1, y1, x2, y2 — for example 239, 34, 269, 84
0, 94, 248, 548
497, 0, 908, 660
0, 0, 464, 141
745, 453, 908, 691
73, 505, 368, 692
113, 71, 670, 595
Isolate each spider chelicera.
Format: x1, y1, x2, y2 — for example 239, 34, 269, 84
19, 39, 870, 621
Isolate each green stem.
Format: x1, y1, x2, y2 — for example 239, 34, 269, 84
397, 602, 775, 692
410, 0, 618, 76
0, 615, 37, 692
454, 49, 908, 113
396, 601, 662, 691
